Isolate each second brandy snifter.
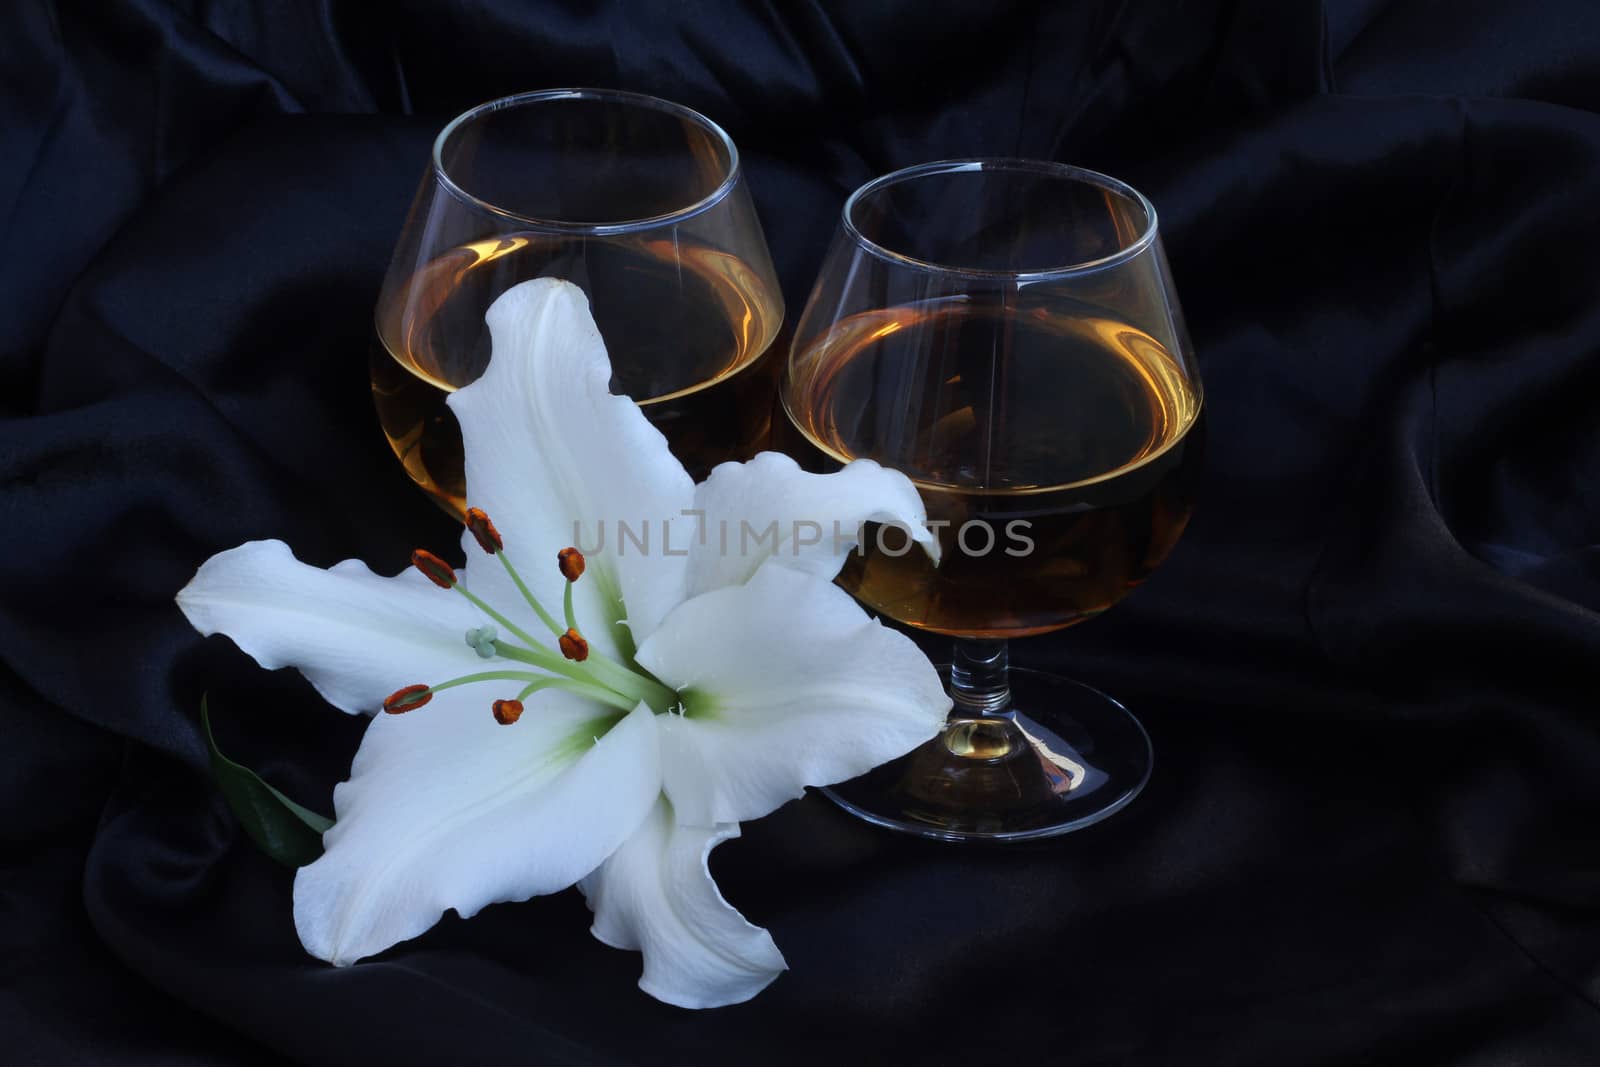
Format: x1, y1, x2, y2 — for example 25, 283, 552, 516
781, 159, 1204, 841
372, 88, 785, 516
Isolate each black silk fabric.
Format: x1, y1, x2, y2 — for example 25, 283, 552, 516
5, 2, 1599, 1063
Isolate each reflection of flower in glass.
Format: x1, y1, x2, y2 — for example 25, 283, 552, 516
177, 280, 949, 1008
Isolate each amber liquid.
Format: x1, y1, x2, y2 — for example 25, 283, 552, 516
372, 234, 784, 515
782, 300, 1203, 638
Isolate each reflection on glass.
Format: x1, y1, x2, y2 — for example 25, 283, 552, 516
373, 88, 784, 514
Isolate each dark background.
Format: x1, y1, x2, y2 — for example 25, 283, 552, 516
4, 1, 1599, 1063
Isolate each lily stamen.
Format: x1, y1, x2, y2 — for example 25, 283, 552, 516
411, 550, 456, 589
464, 507, 503, 554
496, 550, 565, 637
386, 669, 640, 716
491, 699, 523, 725
382, 684, 432, 714
460, 506, 566, 638
490, 536, 677, 709
411, 516, 680, 714
559, 548, 584, 631
559, 628, 590, 662
557, 546, 585, 582
562, 581, 578, 632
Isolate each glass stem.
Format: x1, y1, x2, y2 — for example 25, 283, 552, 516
949, 638, 1011, 716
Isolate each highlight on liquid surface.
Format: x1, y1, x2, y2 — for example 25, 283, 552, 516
371, 233, 784, 513
781, 298, 1203, 637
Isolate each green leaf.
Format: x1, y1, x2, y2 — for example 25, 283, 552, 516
202, 695, 333, 868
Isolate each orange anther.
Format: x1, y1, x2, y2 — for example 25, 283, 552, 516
383, 684, 432, 714
465, 508, 503, 554
558, 628, 589, 662
557, 547, 586, 582
411, 550, 457, 589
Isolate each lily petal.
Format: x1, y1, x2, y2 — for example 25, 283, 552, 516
579, 798, 786, 1009
685, 452, 938, 597
636, 562, 950, 826
176, 540, 486, 715
295, 700, 660, 966
449, 279, 694, 657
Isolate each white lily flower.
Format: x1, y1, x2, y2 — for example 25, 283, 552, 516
176, 279, 949, 1009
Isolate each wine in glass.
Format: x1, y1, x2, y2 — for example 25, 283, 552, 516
372, 88, 785, 515
781, 159, 1203, 840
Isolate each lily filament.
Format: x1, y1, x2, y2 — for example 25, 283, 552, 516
386, 510, 676, 722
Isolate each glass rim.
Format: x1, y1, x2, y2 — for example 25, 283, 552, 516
430, 87, 742, 235
841, 158, 1161, 280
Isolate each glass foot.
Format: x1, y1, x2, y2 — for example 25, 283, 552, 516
823, 667, 1152, 842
